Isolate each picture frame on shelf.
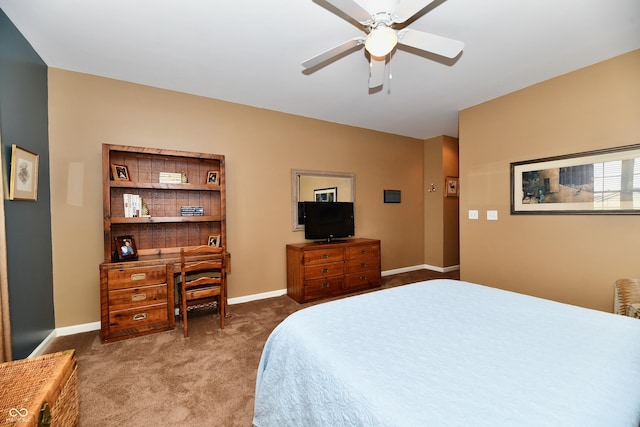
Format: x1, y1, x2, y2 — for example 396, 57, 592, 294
207, 170, 219, 185
314, 187, 337, 202
208, 234, 220, 247
9, 144, 39, 201
510, 144, 640, 215
111, 164, 130, 181
113, 235, 138, 261
445, 177, 459, 198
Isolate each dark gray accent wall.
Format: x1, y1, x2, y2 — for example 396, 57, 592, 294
0, 9, 55, 359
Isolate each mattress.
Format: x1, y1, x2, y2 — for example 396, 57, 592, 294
253, 279, 640, 426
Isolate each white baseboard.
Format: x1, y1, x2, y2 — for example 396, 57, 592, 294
28, 329, 58, 358
40, 265, 459, 347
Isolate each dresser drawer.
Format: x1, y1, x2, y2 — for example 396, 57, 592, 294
345, 258, 380, 274
345, 244, 379, 260
345, 270, 380, 291
304, 262, 344, 280
108, 284, 168, 311
107, 265, 167, 290
304, 276, 344, 301
108, 303, 168, 333
303, 248, 344, 265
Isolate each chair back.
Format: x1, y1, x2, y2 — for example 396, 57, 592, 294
614, 278, 640, 316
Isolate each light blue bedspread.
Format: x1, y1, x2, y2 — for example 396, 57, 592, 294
253, 279, 640, 426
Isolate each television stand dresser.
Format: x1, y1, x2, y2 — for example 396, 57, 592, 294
286, 238, 381, 303
99, 144, 228, 342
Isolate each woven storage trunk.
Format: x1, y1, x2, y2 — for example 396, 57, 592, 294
0, 350, 78, 426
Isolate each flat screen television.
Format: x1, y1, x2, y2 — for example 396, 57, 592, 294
302, 201, 354, 242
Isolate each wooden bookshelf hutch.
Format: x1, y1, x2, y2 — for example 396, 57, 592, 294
99, 144, 226, 342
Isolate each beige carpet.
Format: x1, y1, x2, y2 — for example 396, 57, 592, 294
45, 269, 459, 426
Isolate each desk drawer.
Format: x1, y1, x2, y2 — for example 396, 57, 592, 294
107, 265, 167, 290
109, 284, 167, 311
345, 258, 380, 274
108, 303, 168, 332
304, 262, 344, 280
345, 244, 379, 260
303, 248, 344, 265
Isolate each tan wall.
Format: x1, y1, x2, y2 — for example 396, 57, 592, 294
424, 135, 459, 268
459, 49, 640, 312
47, 69, 425, 327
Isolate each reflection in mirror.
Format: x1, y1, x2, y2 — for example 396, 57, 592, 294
291, 169, 355, 231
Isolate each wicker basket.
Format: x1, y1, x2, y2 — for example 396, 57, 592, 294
614, 278, 640, 317
0, 350, 78, 426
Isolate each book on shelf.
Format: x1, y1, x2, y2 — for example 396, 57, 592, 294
159, 172, 182, 184
180, 206, 204, 216
123, 194, 149, 217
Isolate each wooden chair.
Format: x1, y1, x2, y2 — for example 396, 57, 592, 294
178, 245, 226, 337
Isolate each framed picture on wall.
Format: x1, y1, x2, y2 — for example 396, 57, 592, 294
511, 144, 640, 214
445, 177, 459, 198
9, 144, 39, 201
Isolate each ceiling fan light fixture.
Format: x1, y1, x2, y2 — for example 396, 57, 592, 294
365, 25, 397, 57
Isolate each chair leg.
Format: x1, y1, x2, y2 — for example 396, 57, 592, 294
181, 287, 189, 338
220, 289, 225, 330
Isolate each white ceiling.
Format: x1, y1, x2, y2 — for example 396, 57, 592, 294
1, 0, 639, 139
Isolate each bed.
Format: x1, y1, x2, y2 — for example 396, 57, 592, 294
253, 279, 640, 426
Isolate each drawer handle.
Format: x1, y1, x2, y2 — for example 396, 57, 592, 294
360, 249, 367, 254
133, 313, 147, 321
360, 276, 368, 281
321, 283, 330, 288
131, 273, 147, 281
321, 268, 329, 274
360, 263, 367, 268
321, 254, 329, 259
131, 293, 147, 302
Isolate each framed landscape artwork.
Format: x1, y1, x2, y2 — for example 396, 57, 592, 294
511, 144, 640, 215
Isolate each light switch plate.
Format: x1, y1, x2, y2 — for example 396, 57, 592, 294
468, 210, 479, 220
487, 210, 498, 221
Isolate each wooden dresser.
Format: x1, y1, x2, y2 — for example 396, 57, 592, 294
286, 238, 381, 303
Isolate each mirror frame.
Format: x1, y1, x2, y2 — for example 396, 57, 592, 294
291, 169, 356, 231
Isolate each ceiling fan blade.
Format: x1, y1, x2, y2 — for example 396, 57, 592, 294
302, 37, 366, 69
325, 0, 372, 24
392, 0, 436, 24
397, 29, 464, 58
368, 57, 385, 88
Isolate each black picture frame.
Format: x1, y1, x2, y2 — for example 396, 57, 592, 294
510, 143, 640, 215
113, 235, 138, 261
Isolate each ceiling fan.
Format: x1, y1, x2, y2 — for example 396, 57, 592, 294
302, 0, 464, 88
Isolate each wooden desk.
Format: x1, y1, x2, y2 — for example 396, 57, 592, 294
99, 252, 230, 343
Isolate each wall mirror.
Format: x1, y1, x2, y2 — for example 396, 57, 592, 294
291, 169, 355, 231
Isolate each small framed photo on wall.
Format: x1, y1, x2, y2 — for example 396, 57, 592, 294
9, 144, 39, 201
445, 177, 459, 198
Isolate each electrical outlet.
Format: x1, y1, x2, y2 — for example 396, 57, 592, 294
487, 210, 498, 221
468, 210, 479, 220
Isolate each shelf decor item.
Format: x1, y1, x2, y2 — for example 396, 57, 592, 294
111, 163, 129, 181
113, 235, 138, 261
208, 234, 220, 247
9, 144, 39, 201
